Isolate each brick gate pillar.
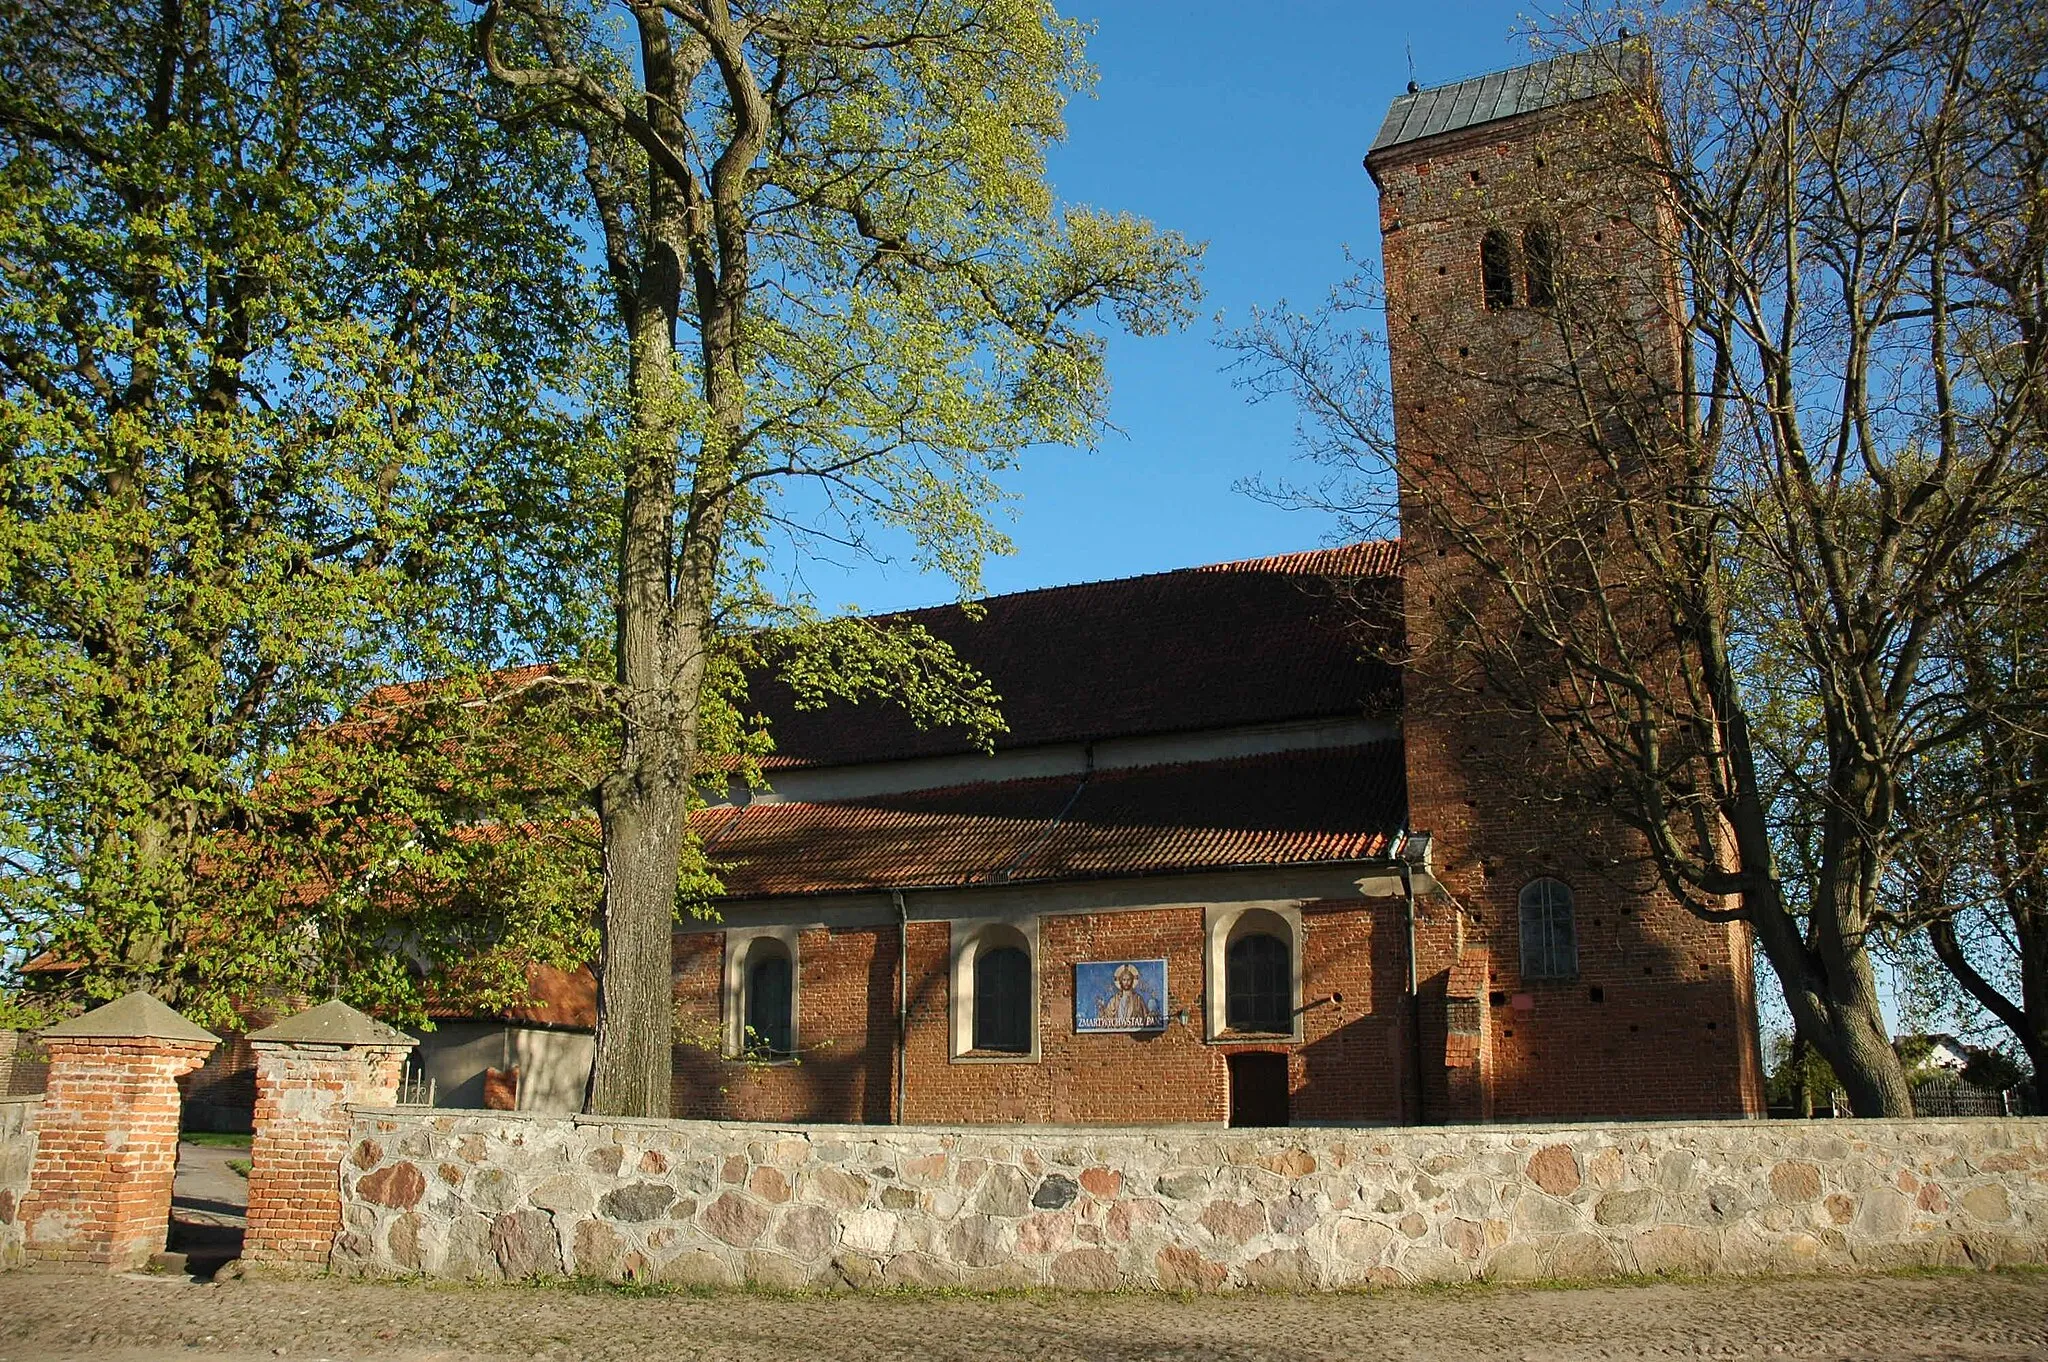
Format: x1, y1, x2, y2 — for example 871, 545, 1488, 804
242, 1000, 416, 1267
21, 992, 219, 1270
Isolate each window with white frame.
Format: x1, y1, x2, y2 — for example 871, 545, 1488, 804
973, 943, 1032, 1053
723, 927, 800, 1059
1204, 904, 1303, 1040
744, 939, 794, 1057
950, 918, 1038, 1060
1226, 930, 1292, 1033
1518, 877, 1578, 980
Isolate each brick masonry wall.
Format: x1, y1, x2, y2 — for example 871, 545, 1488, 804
19, 1037, 214, 1269
333, 1108, 2047, 1289
0, 1097, 39, 1269
671, 903, 1416, 1127
673, 924, 899, 1124
1376, 94, 1765, 1121
244, 1042, 411, 1264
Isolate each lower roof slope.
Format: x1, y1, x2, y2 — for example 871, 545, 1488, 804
698, 741, 1405, 899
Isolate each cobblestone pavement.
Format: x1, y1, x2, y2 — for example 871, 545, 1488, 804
0, 1268, 2042, 1362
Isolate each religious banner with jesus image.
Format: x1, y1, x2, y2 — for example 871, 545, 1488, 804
1074, 959, 1168, 1033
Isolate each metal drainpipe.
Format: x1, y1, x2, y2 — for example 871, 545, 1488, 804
893, 888, 909, 1125
1401, 858, 1427, 1127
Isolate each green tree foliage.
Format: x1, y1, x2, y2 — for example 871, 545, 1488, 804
477, 0, 1203, 1114
0, 0, 610, 1026
1763, 1030, 1840, 1115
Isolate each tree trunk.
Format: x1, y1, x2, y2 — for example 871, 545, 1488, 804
1733, 809, 1914, 1116
576, 5, 749, 1117
1750, 909, 1913, 1115
1784, 755, 1916, 1116
586, 296, 695, 1117
589, 751, 688, 1116
1816, 985, 1914, 1118
1718, 705, 1913, 1114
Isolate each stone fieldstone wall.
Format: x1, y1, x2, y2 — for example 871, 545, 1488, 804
0, 1097, 40, 1270
334, 1110, 2047, 1291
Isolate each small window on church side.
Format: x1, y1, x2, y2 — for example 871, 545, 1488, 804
1481, 229, 1516, 310
973, 944, 1033, 1053
1519, 877, 1578, 980
743, 941, 795, 1057
1226, 931, 1292, 1033
1524, 223, 1558, 308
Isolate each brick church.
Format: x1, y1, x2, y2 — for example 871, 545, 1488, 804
668, 44, 1768, 1128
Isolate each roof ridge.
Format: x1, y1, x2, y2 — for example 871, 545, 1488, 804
1404, 37, 1628, 99
862, 539, 1400, 619
341, 542, 1399, 713
344, 540, 1400, 712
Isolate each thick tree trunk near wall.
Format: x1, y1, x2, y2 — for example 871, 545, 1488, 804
590, 748, 691, 1117
1720, 711, 1914, 1117
1749, 881, 1914, 1118
585, 137, 738, 1113
1823, 985, 1914, 1118
1812, 773, 1914, 1118
587, 300, 700, 1119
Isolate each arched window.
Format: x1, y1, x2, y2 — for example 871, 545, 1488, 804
743, 940, 794, 1057
1523, 223, 1557, 308
1481, 229, 1516, 310
952, 919, 1038, 1059
973, 945, 1032, 1053
1226, 931, 1292, 1033
1519, 877, 1578, 980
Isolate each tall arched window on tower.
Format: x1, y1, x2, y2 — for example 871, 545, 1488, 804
1226, 927, 1293, 1033
743, 938, 795, 1057
1481, 229, 1516, 310
1519, 877, 1578, 980
1523, 223, 1558, 308
973, 941, 1032, 1053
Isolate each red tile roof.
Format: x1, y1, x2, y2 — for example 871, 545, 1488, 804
697, 742, 1405, 898
749, 542, 1401, 769
427, 963, 596, 1029
1192, 542, 1403, 576
357, 662, 562, 716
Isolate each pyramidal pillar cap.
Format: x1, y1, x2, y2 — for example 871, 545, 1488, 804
247, 998, 418, 1048
39, 990, 221, 1045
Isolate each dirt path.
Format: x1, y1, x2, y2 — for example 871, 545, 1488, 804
0, 1268, 2043, 1362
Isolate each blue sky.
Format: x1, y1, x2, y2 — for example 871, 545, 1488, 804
782, 1, 1545, 614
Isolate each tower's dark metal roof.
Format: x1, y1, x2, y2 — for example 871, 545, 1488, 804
1370, 41, 1645, 156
